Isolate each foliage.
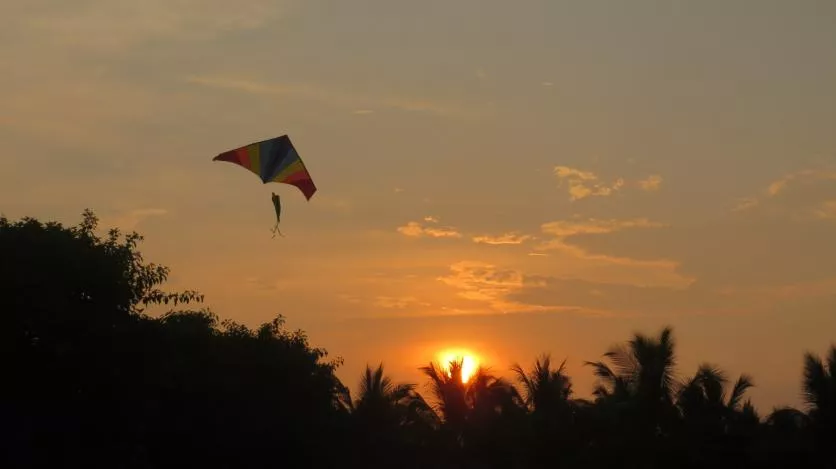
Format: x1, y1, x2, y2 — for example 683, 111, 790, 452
2, 211, 834, 468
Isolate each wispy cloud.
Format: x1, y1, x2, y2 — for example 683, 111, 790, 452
101, 208, 168, 231
374, 296, 429, 309
533, 217, 691, 288
397, 219, 462, 239
553, 166, 665, 201
472, 232, 532, 245
541, 218, 665, 238
12, 0, 288, 52
813, 200, 836, 220
437, 261, 565, 314
243, 276, 278, 291
185, 75, 476, 118
638, 174, 663, 192
732, 197, 760, 212
733, 167, 836, 217
766, 169, 836, 197
718, 276, 836, 303
554, 166, 623, 200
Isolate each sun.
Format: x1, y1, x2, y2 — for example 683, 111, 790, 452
437, 348, 480, 383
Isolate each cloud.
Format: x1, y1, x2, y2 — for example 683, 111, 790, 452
734, 167, 836, 216
553, 166, 625, 200
638, 174, 663, 191
337, 294, 363, 305
101, 208, 168, 231
472, 233, 532, 245
719, 276, 836, 303
506, 276, 755, 319
533, 217, 692, 289
766, 169, 836, 196
813, 200, 836, 220
732, 197, 759, 212
437, 261, 567, 314
541, 218, 666, 238
243, 276, 278, 291
374, 296, 429, 309
560, 206, 836, 296
768, 179, 788, 196
11, 0, 287, 53
553, 166, 665, 200
397, 220, 462, 239
311, 195, 353, 215
185, 75, 475, 118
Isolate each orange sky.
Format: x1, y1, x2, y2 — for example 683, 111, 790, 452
3, 0, 836, 410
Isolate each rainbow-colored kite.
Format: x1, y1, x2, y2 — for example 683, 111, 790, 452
213, 135, 316, 237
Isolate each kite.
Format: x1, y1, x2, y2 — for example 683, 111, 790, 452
213, 135, 316, 237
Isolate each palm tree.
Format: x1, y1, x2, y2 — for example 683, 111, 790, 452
583, 326, 680, 468
802, 345, 835, 426
419, 359, 470, 440
511, 354, 573, 413
512, 354, 579, 468
420, 359, 522, 447
342, 363, 436, 427
420, 358, 525, 467
802, 345, 836, 465
675, 364, 759, 468
677, 364, 755, 419
340, 364, 439, 469
585, 326, 678, 415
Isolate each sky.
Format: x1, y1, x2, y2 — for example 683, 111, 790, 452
3, 0, 836, 411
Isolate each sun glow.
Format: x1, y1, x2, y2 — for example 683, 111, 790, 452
437, 349, 480, 383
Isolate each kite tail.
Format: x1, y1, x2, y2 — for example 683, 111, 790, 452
270, 192, 284, 238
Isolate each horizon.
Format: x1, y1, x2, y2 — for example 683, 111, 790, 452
3, 0, 836, 413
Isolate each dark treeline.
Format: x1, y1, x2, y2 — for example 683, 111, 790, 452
1, 211, 834, 468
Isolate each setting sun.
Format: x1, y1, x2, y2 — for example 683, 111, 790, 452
437, 349, 480, 383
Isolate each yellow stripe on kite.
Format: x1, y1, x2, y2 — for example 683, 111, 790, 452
247, 143, 261, 175
271, 160, 305, 182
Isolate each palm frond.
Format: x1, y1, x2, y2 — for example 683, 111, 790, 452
728, 374, 754, 410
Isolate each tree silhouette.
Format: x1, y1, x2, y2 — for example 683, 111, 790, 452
512, 354, 581, 468
802, 345, 836, 466
675, 364, 759, 468
420, 359, 527, 468
2, 210, 835, 469
340, 363, 439, 469
1, 211, 347, 468
583, 326, 680, 468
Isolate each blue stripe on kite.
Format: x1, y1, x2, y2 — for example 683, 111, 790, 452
263, 138, 285, 181
258, 139, 276, 182
273, 146, 301, 177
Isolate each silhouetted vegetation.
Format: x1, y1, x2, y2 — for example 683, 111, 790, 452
2, 211, 834, 468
